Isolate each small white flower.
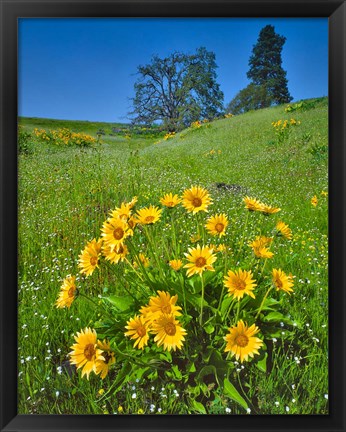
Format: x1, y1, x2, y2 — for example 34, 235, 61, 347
246, 408, 251, 414
40, 388, 45, 392
132, 393, 136, 399
225, 407, 231, 413
272, 338, 277, 343
324, 394, 328, 400
55, 391, 60, 398
132, 385, 136, 390
275, 401, 280, 407
292, 399, 296, 403
291, 384, 295, 389
151, 386, 155, 391
157, 408, 162, 413
285, 406, 290, 412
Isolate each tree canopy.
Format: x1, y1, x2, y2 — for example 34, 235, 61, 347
130, 47, 224, 131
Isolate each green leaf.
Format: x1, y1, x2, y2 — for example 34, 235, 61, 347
262, 311, 285, 322
221, 296, 233, 316
189, 399, 207, 414
205, 324, 215, 334
256, 352, 268, 373
223, 378, 248, 410
102, 295, 134, 312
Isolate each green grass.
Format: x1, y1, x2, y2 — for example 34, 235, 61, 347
18, 97, 328, 415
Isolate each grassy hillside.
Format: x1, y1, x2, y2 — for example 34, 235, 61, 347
18, 97, 328, 415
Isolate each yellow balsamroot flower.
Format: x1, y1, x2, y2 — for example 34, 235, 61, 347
101, 217, 132, 251
311, 195, 318, 207
249, 236, 274, 259
160, 193, 181, 208
95, 339, 115, 379
190, 233, 201, 243
182, 185, 212, 214
109, 202, 132, 220
224, 320, 263, 363
133, 253, 150, 269
321, 190, 328, 197
184, 244, 217, 277
78, 238, 103, 277
135, 205, 162, 225
152, 314, 187, 352
243, 196, 264, 212
259, 204, 281, 215
272, 269, 294, 294
127, 196, 138, 209
276, 221, 293, 240
224, 269, 257, 300
169, 259, 183, 271
102, 243, 129, 264
141, 291, 182, 324
205, 213, 229, 237
124, 315, 150, 350
69, 328, 104, 379
55, 275, 77, 309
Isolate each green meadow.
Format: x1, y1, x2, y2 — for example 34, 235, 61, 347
18, 97, 328, 415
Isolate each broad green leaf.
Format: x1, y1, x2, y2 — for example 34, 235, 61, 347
221, 296, 233, 316
223, 378, 248, 410
256, 352, 268, 373
102, 295, 134, 312
189, 399, 207, 414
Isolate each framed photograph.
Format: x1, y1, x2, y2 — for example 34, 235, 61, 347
1, 1, 345, 431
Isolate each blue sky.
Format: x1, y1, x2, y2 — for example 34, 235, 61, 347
18, 18, 328, 123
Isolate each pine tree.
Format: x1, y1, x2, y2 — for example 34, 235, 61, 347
247, 25, 292, 107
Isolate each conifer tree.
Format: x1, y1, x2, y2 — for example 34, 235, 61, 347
247, 25, 292, 107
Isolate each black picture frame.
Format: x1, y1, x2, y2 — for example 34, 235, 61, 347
0, 1, 345, 431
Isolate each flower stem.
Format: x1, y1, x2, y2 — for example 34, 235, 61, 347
255, 286, 273, 321
235, 299, 240, 324
199, 274, 205, 326
238, 212, 249, 258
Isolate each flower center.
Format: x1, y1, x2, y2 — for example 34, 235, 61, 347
164, 322, 176, 336
161, 304, 172, 314
235, 335, 249, 347
90, 256, 98, 266
68, 287, 76, 298
167, 202, 174, 207
195, 257, 207, 268
145, 216, 155, 223
84, 343, 96, 361
113, 227, 124, 240
192, 197, 202, 207
137, 325, 146, 337
235, 279, 246, 291
275, 278, 283, 288
117, 245, 124, 254
215, 223, 225, 233
103, 352, 113, 364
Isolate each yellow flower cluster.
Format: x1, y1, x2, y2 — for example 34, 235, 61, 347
69, 328, 115, 379
271, 118, 301, 132
243, 196, 281, 215
34, 127, 96, 147
55, 184, 299, 381
190, 120, 202, 128
163, 132, 176, 140
204, 149, 222, 158
224, 113, 234, 118
125, 291, 186, 352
